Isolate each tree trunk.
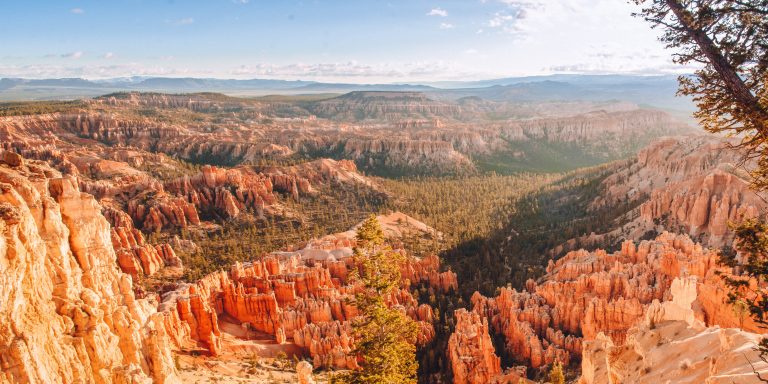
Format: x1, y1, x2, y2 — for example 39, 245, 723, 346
665, 0, 768, 128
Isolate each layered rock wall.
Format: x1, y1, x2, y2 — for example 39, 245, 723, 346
589, 136, 766, 248
0, 154, 179, 383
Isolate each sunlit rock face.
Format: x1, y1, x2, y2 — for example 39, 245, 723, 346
580, 277, 768, 384
448, 309, 502, 384
0, 152, 179, 384
154, 213, 456, 370
587, 136, 766, 249
460, 232, 762, 376
0, 92, 692, 178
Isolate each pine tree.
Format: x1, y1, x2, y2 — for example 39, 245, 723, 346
719, 219, 768, 356
333, 215, 419, 384
549, 360, 565, 384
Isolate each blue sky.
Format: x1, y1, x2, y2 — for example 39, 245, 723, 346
0, 0, 683, 82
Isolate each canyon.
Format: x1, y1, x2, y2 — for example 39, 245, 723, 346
0, 150, 457, 383
0, 90, 765, 384
1, 91, 692, 176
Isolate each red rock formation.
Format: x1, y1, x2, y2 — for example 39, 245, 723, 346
401, 254, 459, 293
104, 204, 182, 277
639, 170, 762, 246
580, 277, 768, 384
155, 215, 451, 370
0, 155, 179, 383
462, 232, 758, 371
448, 309, 503, 384
585, 136, 766, 249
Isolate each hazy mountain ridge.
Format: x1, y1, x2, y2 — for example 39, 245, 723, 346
0, 74, 695, 113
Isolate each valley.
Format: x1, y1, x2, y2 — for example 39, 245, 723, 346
4, 0, 767, 382
1, 82, 766, 384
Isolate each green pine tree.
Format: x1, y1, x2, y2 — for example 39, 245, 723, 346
333, 215, 419, 384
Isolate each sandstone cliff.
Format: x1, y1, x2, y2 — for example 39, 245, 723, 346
0, 153, 179, 383
580, 277, 768, 383
460, 232, 761, 376
153, 213, 456, 370
561, 136, 767, 254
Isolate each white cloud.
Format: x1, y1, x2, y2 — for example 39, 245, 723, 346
227, 61, 474, 82
471, 0, 683, 76
488, 12, 516, 28
0, 0, 685, 81
427, 8, 448, 17
170, 17, 195, 26
0, 63, 202, 79
70, 8, 84, 14
233, 0, 249, 3
61, 51, 83, 59
103, 52, 114, 59
0, 60, 483, 82
439, 22, 455, 29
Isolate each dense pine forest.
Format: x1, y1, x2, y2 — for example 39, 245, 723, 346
164, 182, 389, 281
154, 161, 638, 382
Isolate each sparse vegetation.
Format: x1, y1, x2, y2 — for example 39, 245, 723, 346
0, 100, 86, 116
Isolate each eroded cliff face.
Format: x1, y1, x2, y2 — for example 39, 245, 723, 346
448, 309, 502, 384
0, 159, 450, 383
501, 109, 689, 158
102, 93, 221, 112
308, 92, 463, 121
0, 153, 179, 384
0, 126, 388, 281
0, 93, 692, 177
563, 136, 767, 253
459, 232, 760, 378
579, 277, 768, 383
639, 170, 762, 246
0, 112, 295, 168
153, 213, 457, 370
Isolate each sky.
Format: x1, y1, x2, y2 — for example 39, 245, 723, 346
0, 0, 687, 83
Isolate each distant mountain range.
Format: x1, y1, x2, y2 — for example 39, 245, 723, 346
0, 74, 694, 112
